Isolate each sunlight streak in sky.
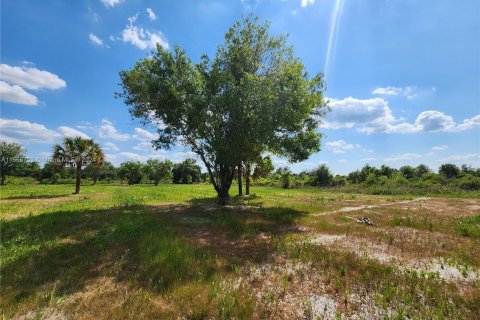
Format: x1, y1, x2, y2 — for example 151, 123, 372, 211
325, 0, 345, 81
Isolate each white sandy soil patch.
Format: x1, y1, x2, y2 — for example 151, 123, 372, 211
239, 260, 397, 319
410, 259, 480, 283
299, 294, 338, 319
306, 233, 479, 284
313, 197, 431, 216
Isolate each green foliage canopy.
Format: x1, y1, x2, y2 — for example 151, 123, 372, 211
118, 161, 145, 185
117, 16, 328, 204
144, 159, 173, 185
0, 142, 26, 185
172, 159, 201, 184
51, 137, 105, 194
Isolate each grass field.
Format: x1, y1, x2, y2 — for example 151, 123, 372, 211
1, 184, 479, 319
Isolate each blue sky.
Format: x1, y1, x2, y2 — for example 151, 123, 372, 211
1, 0, 479, 174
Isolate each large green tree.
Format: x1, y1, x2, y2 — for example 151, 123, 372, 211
117, 17, 328, 204
84, 161, 117, 184
144, 159, 173, 185
118, 161, 144, 185
172, 159, 202, 184
310, 164, 333, 187
52, 137, 105, 194
439, 163, 460, 179
0, 142, 26, 185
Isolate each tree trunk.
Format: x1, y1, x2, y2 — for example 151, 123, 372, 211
245, 162, 251, 195
155, 180, 159, 186
1, 174, 6, 186
216, 164, 235, 205
237, 163, 243, 196
75, 163, 82, 194
217, 187, 229, 205
195, 149, 234, 206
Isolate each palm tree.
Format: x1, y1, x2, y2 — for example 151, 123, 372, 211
52, 137, 104, 194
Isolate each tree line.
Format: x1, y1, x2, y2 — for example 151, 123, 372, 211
266, 163, 480, 192
2, 141, 479, 194
0, 141, 201, 188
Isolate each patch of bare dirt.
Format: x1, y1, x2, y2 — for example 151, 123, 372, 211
12, 277, 174, 320
234, 260, 399, 319
312, 197, 431, 216
305, 232, 480, 284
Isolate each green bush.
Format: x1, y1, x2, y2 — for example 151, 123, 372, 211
2, 176, 39, 185
457, 175, 480, 190
455, 215, 480, 238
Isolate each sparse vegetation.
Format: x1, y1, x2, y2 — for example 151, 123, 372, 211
2, 1, 478, 319
1, 183, 479, 319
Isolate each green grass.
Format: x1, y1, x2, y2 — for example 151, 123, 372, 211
456, 215, 480, 238
1, 183, 479, 319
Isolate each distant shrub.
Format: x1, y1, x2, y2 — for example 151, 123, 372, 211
455, 215, 480, 238
4, 176, 39, 185
332, 175, 346, 186
457, 175, 480, 191
391, 173, 409, 186
364, 173, 379, 186
439, 164, 460, 179
310, 164, 333, 187
281, 171, 291, 189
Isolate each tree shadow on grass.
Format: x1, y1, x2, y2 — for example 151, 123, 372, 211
1, 202, 308, 313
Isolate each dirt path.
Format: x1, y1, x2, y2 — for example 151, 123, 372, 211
312, 197, 430, 216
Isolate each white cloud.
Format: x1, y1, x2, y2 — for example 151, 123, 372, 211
322, 97, 480, 134
146, 8, 157, 20
0, 118, 61, 143
171, 151, 197, 162
455, 115, 480, 131
133, 127, 157, 141
89, 33, 109, 48
103, 142, 119, 151
121, 15, 169, 50
360, 157, 376, 162
322, 97, 395, 133
372, 86, 436, 99
0, 134, 19, 144
413, 111, 455, 132
101, 0, 123, 8
431, 145, 448, 151
98, 119, 130, 141
0, 63, 66, 90
133, 141, 153, 151
87, 7, 100, 22
106, 150, 167, 165
435, 153, 480, 163
372, 86, 417, 99
0, 81, 38, 105
239, 0, 262, 11
326, 139, 354, 154
384, 153, 422, 162
119, 152, 151, 161
57, 126, 90, 139
338, 159, 347, 164
301, 0, 315, 7
372, 87, 403, 96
